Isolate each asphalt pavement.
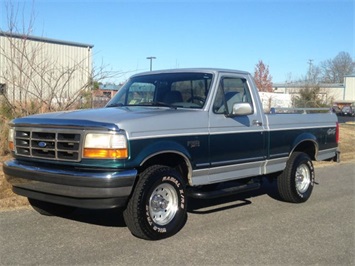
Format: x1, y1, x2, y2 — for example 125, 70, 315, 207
0, 162, 354, 265
338, 115, 355, 124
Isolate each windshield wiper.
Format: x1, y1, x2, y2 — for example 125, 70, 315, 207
150, 102, 177, 109
106, 102, 177, 109
133, 102, 177, 109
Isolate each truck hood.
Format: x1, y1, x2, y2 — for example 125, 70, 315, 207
13, 107, 171, 124
11, 107, 208, 137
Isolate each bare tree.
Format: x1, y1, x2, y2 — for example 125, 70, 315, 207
320, 51, 355, 83
0, 1, 122, 154
253, 60, 273, 92
1, 32, 92, 116
306, 59, 322, 84
0, 1, 122, 119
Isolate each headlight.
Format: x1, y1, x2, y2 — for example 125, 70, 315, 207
8, 128, 15, 151
83, 133, 128, 159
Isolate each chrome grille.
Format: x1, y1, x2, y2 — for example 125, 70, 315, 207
14, 128, 83, 162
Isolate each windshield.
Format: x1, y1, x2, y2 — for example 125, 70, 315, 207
106, 72, 213, 109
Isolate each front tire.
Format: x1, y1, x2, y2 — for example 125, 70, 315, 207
277, 152, 315, 203
123, 165, 187, 240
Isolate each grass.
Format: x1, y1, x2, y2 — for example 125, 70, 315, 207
0, 153, 30, 210
0, 124, 354, 210
338, 124, 355, 162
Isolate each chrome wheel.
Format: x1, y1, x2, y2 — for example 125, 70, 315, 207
149, 183, 178, 226
277, 152, 314, 203
124, 165, 187, 240
295, 163, 311, 193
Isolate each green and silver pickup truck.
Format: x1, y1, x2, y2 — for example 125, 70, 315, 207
3, 68, 339, 240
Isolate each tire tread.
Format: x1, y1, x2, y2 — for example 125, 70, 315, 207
277, 152, 314, 203
123, 165, 187, 240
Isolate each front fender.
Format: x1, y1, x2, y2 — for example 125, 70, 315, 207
128, 139, 192, 168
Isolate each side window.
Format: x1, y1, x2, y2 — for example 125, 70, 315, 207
213, 77, 253, 114
102, 91, 111, 98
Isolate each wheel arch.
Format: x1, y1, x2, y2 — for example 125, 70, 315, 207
139, 150, 193, 186
290, 133, 318, 160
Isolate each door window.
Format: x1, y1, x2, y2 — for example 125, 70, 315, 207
213, 77, 253, 114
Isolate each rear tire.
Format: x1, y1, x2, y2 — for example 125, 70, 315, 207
28, 198, 76, 216
123, 165, 187, 240
277, 152, 315, 203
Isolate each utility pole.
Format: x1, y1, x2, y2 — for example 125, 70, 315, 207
146, 56, 156, 71
307, 59, 313, 82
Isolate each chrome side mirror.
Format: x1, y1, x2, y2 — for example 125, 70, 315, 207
230, 103, 253, 116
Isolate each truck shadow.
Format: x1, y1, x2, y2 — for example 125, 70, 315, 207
188, 177, 281, 214
60, 207, 127, 227
57, 177, 281, 228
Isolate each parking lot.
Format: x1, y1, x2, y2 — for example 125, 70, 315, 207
1, 162, 354, 265
338, 115, 355, 124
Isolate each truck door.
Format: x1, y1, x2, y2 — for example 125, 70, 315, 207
208, 74, 266, 183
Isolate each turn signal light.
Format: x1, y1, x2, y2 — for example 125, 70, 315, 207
9, 141, 15, 151
83, 132, 128, 159
8, 128, 15, 151
83, 148, 128, 159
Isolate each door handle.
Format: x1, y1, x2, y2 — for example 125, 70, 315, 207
253, 120, 262, 126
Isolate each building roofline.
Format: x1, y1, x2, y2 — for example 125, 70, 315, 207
0, 31, 94, 48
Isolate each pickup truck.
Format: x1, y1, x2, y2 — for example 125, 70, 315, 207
3, 68, 339, 240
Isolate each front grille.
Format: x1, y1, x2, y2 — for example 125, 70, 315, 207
14, 128, 83, 162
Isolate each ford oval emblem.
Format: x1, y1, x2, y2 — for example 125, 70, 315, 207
38, 141, 47, 148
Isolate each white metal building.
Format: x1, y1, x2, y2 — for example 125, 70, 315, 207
343, 75, 355, 103
273, 76, 355, 107
0, 32, 93, 108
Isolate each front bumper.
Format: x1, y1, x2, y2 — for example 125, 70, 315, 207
3, 159, 138, 209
